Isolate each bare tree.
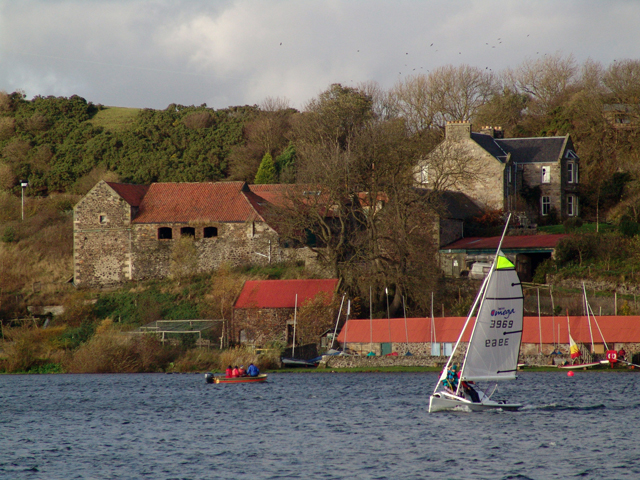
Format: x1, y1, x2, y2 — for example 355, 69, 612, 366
507, 52, 578, 114
603, 59, 640, 103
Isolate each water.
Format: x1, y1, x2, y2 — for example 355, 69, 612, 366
1, 371, 639, 479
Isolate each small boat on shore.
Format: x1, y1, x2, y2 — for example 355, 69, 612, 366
205, 373, 268, 384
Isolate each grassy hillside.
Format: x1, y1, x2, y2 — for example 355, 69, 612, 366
87, 106, 140, 131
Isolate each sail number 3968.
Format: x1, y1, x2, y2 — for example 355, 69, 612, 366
489, 320, 513, 328
485, 338, 509, 347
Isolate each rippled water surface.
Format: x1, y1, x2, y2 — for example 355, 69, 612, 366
1, 371, 639, 479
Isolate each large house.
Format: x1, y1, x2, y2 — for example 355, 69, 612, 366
416, 122, 580, 220
73, 181, 318, 287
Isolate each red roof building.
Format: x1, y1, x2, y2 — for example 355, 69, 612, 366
337, 315, 640, 356
234, 279, 339, 309
232, 279, 340, 349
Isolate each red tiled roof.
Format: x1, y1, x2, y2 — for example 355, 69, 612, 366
234, 279, 340, 309
443, 234, 570, 250
106, 182, 149, 207
337, 315, 640, 344
133, 182, 264, 224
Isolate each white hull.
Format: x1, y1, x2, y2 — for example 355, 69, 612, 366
429, 392, 522, 413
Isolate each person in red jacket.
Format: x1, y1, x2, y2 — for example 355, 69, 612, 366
225, 365, 233, 378
238, 365, 246, 377
231, 366, 239, 378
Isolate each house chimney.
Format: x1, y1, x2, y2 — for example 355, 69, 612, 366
445, 121, 471, 141
479, 125, 504, 139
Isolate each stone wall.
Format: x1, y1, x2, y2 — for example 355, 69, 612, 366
74, 182, 134, 287
232, 307, 293, 346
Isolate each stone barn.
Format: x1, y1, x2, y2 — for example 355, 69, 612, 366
73, 180, 319, 287
232, 278, 339, 349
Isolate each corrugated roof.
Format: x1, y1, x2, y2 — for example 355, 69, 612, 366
337, 315, 640, 344
133, 182, 264, 224
443, 234, 570, 251
234, 279, 340, 309
106, 182, 149, 207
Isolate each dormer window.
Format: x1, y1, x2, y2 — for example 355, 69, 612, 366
99, 215, 108, 224
565, 150, 578, 159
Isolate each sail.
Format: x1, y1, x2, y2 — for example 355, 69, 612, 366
461, 253, 523, 382
569, 335, 581, 359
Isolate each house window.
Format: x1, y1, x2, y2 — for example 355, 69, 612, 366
180, 227, 195, 237
420, 165, 429, 184
541, 166, 551, 184
541, 196, 550, 216
99, 215, 108, 224
567, 195, 577, 217
158, 227, 173, 239
203, 227, 218, 238
567, 162, 578, 184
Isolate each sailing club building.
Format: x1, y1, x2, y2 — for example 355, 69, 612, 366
336, 315, 640, 360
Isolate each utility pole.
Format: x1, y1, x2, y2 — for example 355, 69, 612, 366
20, 180, 28, 220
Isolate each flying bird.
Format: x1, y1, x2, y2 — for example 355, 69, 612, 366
430, 43, 433, 46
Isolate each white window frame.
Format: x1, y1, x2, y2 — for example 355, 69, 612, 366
567, 162, 579, 184
541, 196, 550, 216
420, 165, 429, 184
567, 195, 577, 217
541, 166, 551, 184
507, 165, 512, 184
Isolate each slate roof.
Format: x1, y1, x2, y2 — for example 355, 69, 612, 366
495, 136, 568, 164
133, 182, 264, 224
437, 191, 485, 220
234, 279, 340, 309
106, 182, 149, 207
470, 132, 570, 164
337, 315, 640, 344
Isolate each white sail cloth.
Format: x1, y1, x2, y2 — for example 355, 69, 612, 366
460, 257, 523, 383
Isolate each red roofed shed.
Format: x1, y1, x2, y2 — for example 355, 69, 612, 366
233, 279, 340, 350
337, 315, 640, 357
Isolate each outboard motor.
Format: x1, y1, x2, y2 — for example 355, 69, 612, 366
204, 372, 214, 384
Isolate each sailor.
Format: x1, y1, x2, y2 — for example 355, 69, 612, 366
231, 366, 239, 377
238, 365, 246, 376
618, 348, 626, 361
462, 381, 480, 403
225, 365, 233, 378
247, 363, 260, 377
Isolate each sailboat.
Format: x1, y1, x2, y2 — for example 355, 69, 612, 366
429, 216, 524, 413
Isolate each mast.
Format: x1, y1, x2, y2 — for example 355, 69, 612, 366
403, 295, 410, 354
582, 283, 595, 353
330, 294, 346, 350
292, 294, 298, 358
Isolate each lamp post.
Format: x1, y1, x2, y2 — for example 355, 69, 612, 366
20, 180, 28, 221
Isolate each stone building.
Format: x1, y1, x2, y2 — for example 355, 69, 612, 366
416, 122, 580, 220
232, 278, 339, 348
73, 181, 318, 287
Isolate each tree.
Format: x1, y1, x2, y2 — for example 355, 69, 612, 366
254, 152, 277, 184
507, 53, 578, 115
275, 143, 296, 183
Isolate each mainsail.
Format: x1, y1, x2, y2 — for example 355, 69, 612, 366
460, 253, 524, 383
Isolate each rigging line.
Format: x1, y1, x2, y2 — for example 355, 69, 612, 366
6, 49, 250, 82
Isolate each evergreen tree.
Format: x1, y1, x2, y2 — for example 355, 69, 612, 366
275, 143, 296, 183
254, 152, 277, 184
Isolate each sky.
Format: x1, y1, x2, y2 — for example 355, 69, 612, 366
1, 0, 640, 111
